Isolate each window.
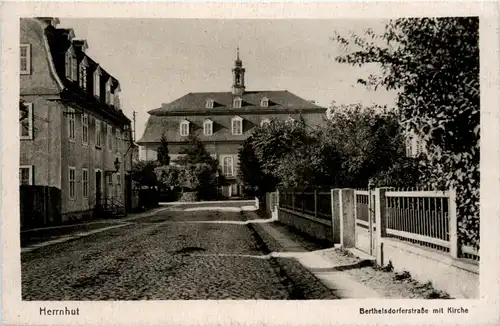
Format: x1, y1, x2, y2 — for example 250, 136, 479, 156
82, 168, 88, 198
20, 44, 31, 74
180, 121, 190, 136
69, 167, 76, 199
260, 97, 269, 107
65, 51, 77, 81
116, 173, 121, 194
82, 113, 89, 144
19, 166, 33, 185
233, 97, 242, 108
107, 124, 113, 151
105, 79, 112, 104
95, 120, 102, 147
203, 120, 213, 136
116, 129, 121, 153
231, 116, 243, 135
68, 108, 76, 141
94, 69, 100, 98
206, 99, 214, 109
222, 156, 234, 177
79, 62, 87, 90
260, 118, 271, 128
20, 102, 33, 139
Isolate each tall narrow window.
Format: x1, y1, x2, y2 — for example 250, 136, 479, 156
107, 124, 113, 151
20, 102, 33, 139
82, 113, 88, 144
82, 168, 88, 198
79, 61, 87, 90
105, 79, 112, 104
180, 121, 190, 136
206, 99, 214, 109
94, 70, 100, 98
68, 108, 76, 141
233, 97, 242, 108
95, 120, 102, 147
69, 167, 76, 199
19, 166, 33, 185
231, 116, 243, 135
65, 52, 71, 79
116, 129, 121, 153
20, 44, 31, 74
203, 120, 213, 136
223, 156, 234, 177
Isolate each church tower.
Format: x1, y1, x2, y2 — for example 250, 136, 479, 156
232, 48, 246, 96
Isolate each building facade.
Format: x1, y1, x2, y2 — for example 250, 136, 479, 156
138, 50, 327, 197
20, 17, 134, 223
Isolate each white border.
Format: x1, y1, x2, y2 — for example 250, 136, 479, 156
2, 2, 500, 326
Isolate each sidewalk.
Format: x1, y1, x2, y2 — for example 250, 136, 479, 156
21, 206, 172, 252
247, 215, 382, 299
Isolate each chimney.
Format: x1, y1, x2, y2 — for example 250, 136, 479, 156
72, 39, 89, 53
57, 28, 76, 41
37, 17, 60, 28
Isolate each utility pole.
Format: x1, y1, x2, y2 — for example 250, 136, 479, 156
132, 111, 137, 143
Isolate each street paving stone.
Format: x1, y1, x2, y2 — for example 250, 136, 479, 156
21, 208, 337, 300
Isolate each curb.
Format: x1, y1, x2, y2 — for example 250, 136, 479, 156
245, 218, 338, 299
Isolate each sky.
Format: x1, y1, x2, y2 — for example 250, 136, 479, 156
59, 18, 397, 141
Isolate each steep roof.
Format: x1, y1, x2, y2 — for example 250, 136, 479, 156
148, 90, 323, 115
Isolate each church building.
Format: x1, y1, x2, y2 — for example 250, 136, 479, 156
137, 50, 327, 197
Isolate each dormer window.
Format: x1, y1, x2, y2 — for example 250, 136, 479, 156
105, 79, 112, 104
205, 99, 214, 109
93, 67, 100, 98
233, 97, 242, 109
203, 119, 213, 136
180, 120, 190, 136
79, 58, 88, 90
260, 97, 269, 107
231, 116, 243, 135
260, 118, 271, 128
65, 49, 77, 81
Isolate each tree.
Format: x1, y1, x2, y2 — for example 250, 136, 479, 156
250, 119, 309, 177
322, 104, 409, 188
174, 135, 221, 200
157, 133, 170, 166
334, 17, 479, 248
155, 165, 179, 189
237, 137, 278, 196
131, 160, 159, 189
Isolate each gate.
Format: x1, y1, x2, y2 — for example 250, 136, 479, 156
354, 188, 376, 256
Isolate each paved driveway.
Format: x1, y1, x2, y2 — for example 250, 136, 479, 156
22, 205, 294, 300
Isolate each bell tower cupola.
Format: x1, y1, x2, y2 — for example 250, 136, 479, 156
232, 47, 246, 96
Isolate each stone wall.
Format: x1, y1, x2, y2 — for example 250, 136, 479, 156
277, 208, 333, 243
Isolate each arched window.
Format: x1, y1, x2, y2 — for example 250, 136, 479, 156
180, 120, 190, 136
203, 119, 213, 136
231, 116, 243, 135
233, 97, 242, 109
206, 99, 214, 109
260, 97, 269, 107
222, 156, 234, 177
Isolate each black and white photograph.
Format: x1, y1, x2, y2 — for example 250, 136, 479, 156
2, 2, 500, 325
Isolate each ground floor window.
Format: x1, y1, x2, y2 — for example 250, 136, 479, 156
19, 165, 33, 185
82, 168, 89, 198
69, 167, 76, 199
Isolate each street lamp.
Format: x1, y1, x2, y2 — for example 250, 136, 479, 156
215, 170, 219, 198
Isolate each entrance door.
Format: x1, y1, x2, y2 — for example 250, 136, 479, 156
95, 170, 102, 206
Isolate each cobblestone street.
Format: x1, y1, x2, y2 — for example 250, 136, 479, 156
21, 205, 337, 300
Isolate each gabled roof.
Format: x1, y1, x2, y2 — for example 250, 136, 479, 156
148, 90, 324, 115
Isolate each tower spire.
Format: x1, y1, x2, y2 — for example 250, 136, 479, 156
232, 47, 245, 95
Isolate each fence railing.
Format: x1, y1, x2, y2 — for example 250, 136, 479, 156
275, 187, 479, 262
354, 190, 370, 227
278, 189, 332, 221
